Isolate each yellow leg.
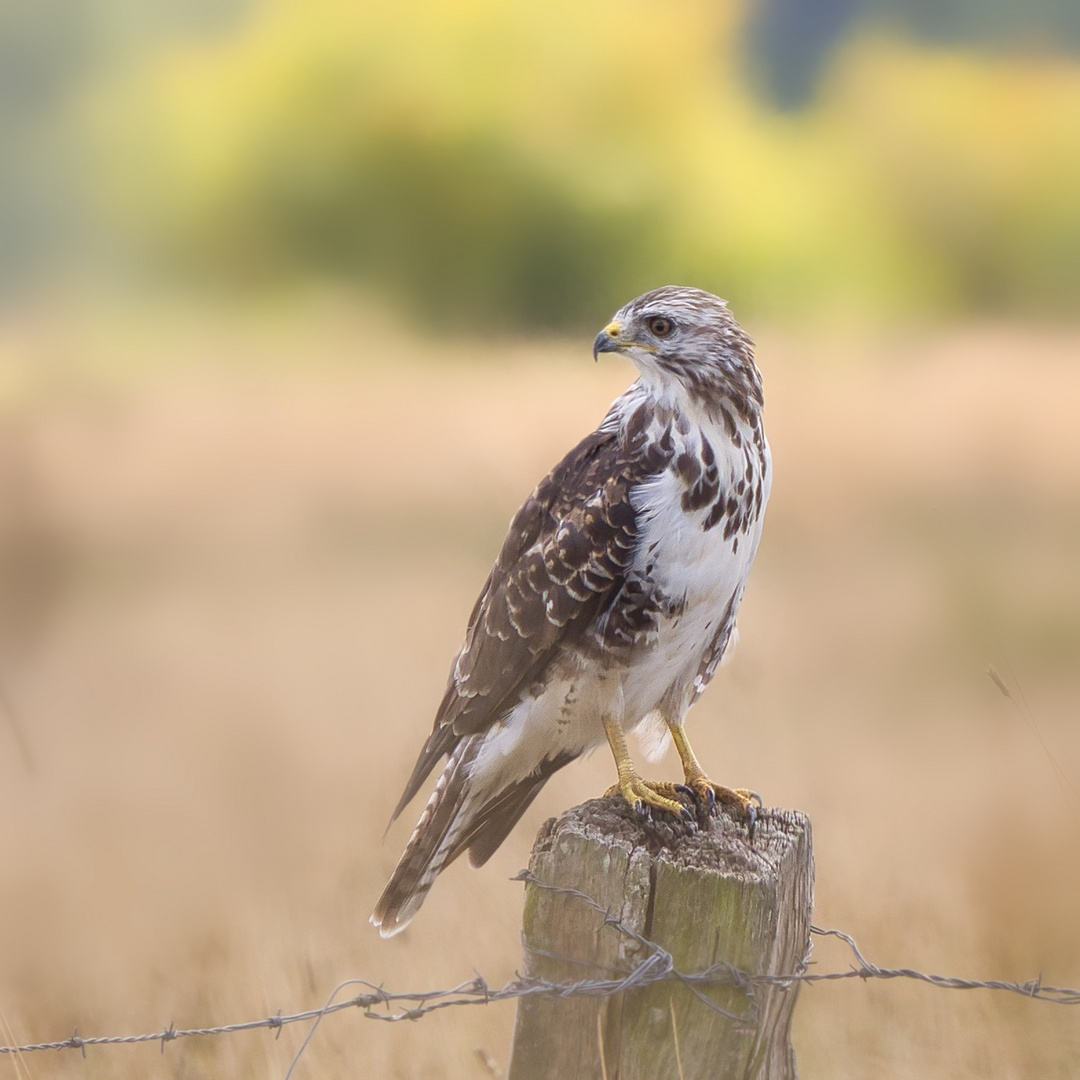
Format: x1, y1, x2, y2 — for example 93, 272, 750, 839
668, 722, 761, 830
602, 715, 690, 819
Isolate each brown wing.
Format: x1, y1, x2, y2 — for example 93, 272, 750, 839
389, 402, 675, 823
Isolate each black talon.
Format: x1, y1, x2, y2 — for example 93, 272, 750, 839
633, 799, 644, 816
748, 791, 763, 808
746, 803, 757, 845
675, 784, 703, 820
705, 786, 716, 810
680, 805, 695, 825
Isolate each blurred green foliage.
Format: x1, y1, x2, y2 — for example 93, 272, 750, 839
170, 128, 659, 329
34, 0, 1080, 326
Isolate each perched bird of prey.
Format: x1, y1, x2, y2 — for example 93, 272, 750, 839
371, 286, 771, 937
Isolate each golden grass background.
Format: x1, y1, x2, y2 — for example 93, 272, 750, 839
0, 307, 1078, 1077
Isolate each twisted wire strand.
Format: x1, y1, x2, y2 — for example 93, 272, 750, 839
2, 871, 1077, 1059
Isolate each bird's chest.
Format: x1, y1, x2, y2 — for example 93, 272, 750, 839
627, 416, 769, 657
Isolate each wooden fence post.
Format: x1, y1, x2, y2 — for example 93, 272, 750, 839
506, 796, 813, 1080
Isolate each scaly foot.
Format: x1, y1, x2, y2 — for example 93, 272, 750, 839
605, 775, 694, 822
601, 714, 694, 822
664, 724, 761, 841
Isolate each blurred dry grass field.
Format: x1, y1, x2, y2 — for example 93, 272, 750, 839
0, 307, 1078, 1077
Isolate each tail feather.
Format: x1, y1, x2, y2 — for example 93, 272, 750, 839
387, 709, 457, 827
370, 737, 479, 937
459, 774, 549, 869
458, 750, 576, 869
372, 746, 581, 936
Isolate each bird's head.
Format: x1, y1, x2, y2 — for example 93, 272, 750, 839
593, 286, 763, 420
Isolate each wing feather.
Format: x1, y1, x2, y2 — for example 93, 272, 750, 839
389, 402, 674, 823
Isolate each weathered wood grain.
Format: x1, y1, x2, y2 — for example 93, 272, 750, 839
507, 795, 813, 1080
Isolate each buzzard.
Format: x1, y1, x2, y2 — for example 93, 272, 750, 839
371, 286, 771, 937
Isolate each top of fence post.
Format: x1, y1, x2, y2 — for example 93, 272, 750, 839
506, 794, 814, 1080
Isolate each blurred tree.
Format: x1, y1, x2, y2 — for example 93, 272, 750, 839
0, 0, 245, 293
747, 0, 1080, 108
822, 37, 1080, 317
90, 0, 932, 327
3, 0, 1079, 327
0, 0, 93, 287
238, 130, 662, 329
745, 0, 864, 108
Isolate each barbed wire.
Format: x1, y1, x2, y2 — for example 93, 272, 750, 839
2, 869, 1077, 1068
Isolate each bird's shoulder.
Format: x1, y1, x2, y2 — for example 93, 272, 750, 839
484, 390, 679, 618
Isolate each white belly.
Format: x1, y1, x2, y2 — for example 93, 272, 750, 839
622, 462, 762, 713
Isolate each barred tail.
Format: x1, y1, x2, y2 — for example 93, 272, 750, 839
370, 738, 480, 938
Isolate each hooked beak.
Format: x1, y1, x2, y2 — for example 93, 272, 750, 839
592, 321, 623, 361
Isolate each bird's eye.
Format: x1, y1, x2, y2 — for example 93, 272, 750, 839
647, 316, 674, 338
